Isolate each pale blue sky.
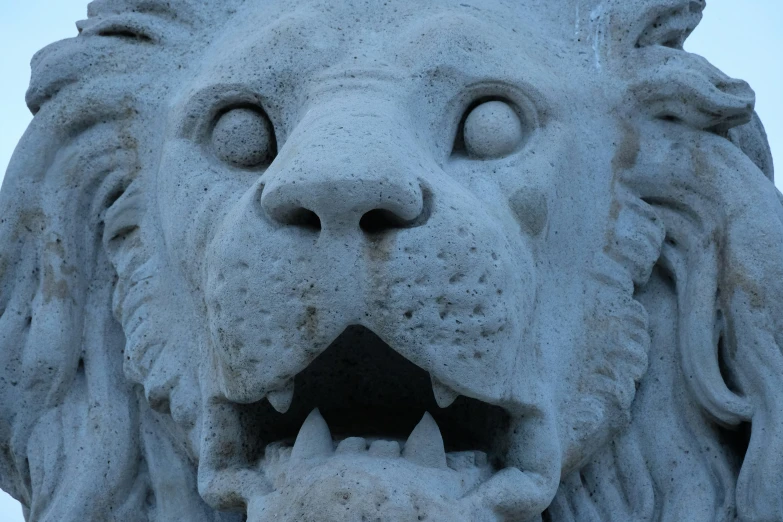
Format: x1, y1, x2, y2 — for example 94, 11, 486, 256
0, 1, 781, 520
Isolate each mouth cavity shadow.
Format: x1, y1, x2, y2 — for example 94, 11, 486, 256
234, 325, 511, 465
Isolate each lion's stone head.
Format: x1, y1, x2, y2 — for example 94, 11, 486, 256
1, 1, 780, 521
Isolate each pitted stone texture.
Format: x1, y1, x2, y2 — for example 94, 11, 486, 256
462, 100, 528, 158
212, 108, 275, 168
0, 0, 780, 521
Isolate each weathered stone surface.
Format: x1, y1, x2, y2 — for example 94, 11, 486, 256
0, 0, 779, 520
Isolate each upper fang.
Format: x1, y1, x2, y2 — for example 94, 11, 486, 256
431, 377, 459, 408
267, 382, 294, 413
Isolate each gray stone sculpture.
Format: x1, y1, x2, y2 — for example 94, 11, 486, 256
0, 0, 779, 520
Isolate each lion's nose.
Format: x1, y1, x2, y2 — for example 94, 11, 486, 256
261, 176, 425, 234
258, 110, 428, 234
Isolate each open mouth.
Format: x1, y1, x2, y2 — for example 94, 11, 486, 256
202, 326, 561, 521
231, 326, 512, 471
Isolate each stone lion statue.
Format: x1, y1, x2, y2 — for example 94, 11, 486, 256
0, 0, 779, 520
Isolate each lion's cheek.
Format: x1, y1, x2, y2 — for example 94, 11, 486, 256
203, 225, 364, 403
360, 205, 536, 404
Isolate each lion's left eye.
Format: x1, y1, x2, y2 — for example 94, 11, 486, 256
457, 100, 528, 159
211, 107, 276, 168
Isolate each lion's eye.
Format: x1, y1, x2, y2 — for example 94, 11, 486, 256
459, 100, 527, 159
212, 107, 276, 168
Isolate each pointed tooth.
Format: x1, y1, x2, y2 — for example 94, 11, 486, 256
291, 409, 333, 461
431, 377, 459, 408
267, 382, 294, 413
403, 412, 447, 469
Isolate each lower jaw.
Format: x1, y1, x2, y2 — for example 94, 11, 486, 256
253, 455, 486, 522
198, 327, 562, 519
251, 452, 494, 522
245, 409, 565, 522
199, 406, 559, 522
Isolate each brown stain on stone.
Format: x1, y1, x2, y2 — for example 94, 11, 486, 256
727, 267, 764, 309
40, 236, 77, 302
718, 230, 766, 312
45, 239, 65, 260
688, 140, 723, 188
612, 119, 640, 173
15, 209, 45, 239
604, 119, 641, 254
365, 232, 398, 320
42, 266, 69, 303
299, 305, 319, 336
44, 238, 76, 276
366, 232, 395, 264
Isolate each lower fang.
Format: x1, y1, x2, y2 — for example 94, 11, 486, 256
291, 409, 333, 461
402, 412, 447, 469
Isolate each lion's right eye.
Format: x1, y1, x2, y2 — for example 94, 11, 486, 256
211, 107, 276, 168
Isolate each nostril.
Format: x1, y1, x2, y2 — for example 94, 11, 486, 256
287, 208, 322, 232
360, 209, 407, 235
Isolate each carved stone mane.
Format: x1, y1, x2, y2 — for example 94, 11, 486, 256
1, 1, 780, 521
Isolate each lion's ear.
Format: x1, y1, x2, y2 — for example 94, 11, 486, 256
629, 49, 755, 133
590, 0, 755, 133
616, 0, 774, 180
